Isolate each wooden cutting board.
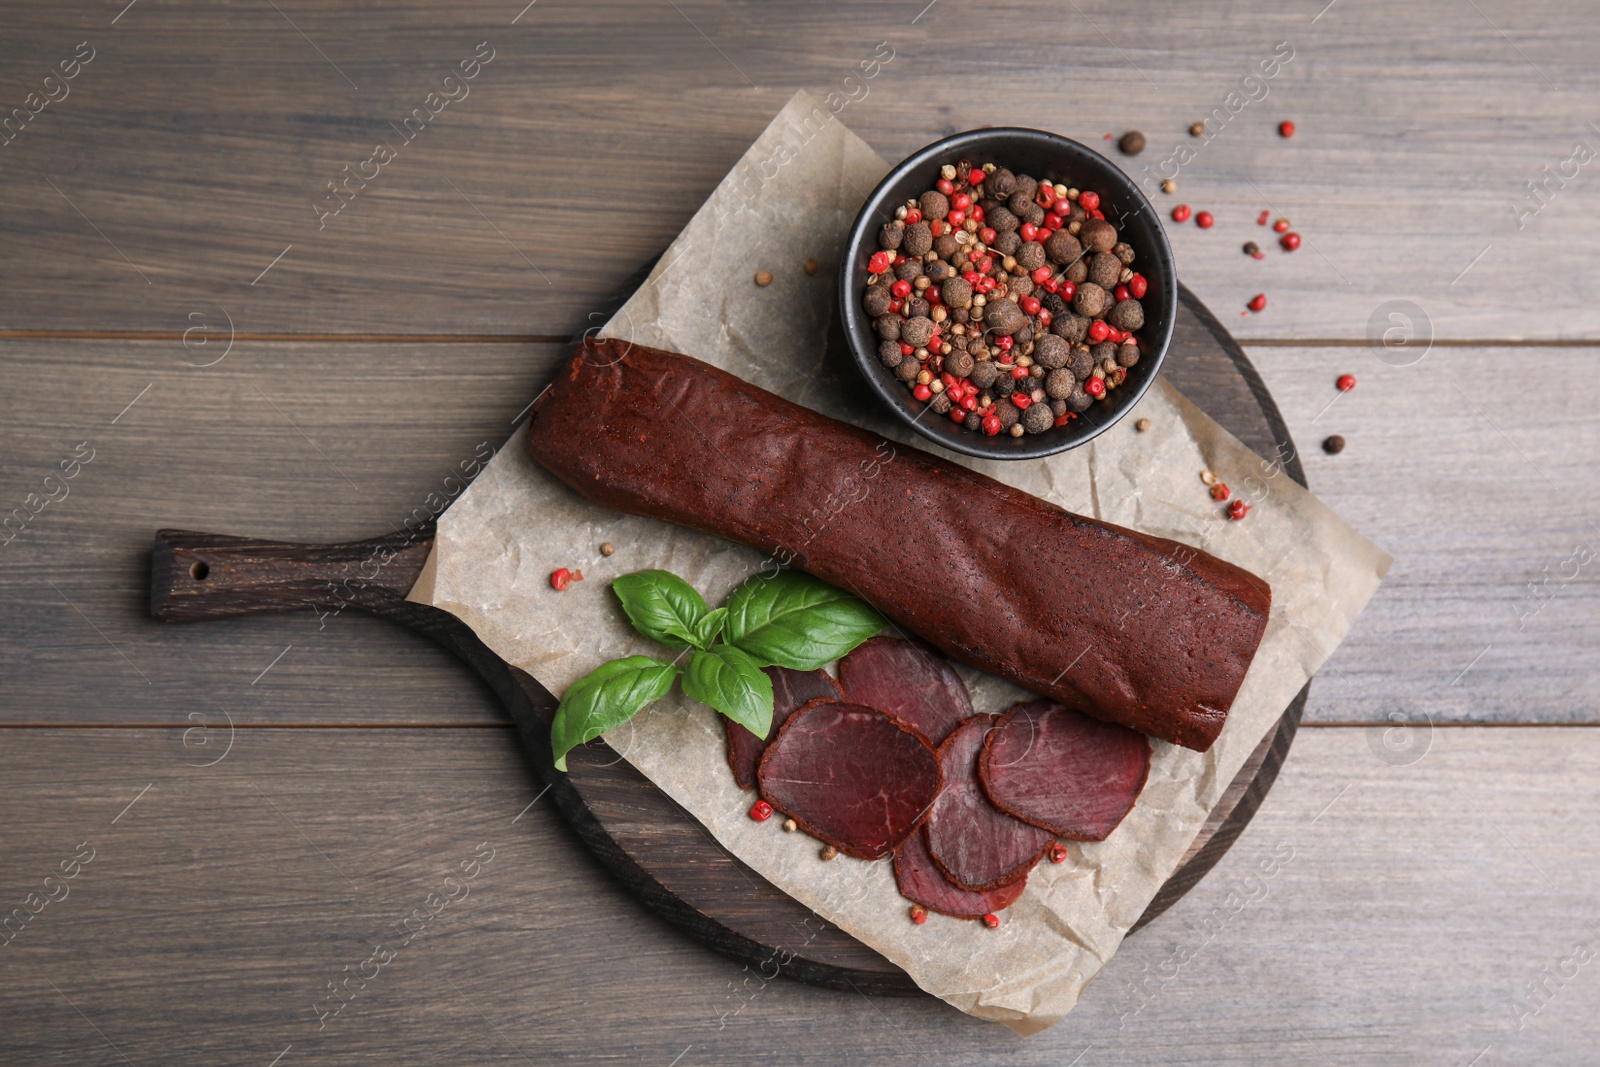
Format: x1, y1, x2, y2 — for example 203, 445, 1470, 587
147, 284, 1306, 996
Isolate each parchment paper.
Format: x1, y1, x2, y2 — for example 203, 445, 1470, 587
411, 92, 1391, 1034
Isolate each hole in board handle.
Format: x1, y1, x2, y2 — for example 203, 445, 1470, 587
189, 561, 210, 581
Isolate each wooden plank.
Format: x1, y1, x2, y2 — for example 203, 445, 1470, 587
0, 339, 558, 724
1, 725, 1595, 1063
1, 0, 1599, 338
1246, 345, 1600, 724
3, 338, 1596, 727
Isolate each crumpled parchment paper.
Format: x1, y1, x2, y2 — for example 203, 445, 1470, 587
410, 91, 1391, 1034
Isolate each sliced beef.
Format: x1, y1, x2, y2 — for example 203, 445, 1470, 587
925, 715, 1055, 891
979, 700, 1150, 841
724, 667, 842, 790
757, 699, 942, 860
894, 825, 1027, 920
838, 636, 972, 745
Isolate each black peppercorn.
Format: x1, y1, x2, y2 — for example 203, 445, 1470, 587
879, 340, 904, 368
1323, 434, 1346, 454
1117, 341, 1140, 367
930, 391, 953, 415
1066, 259, 1089, 284
992, 230, 1021, 255
926, 259, 953, 281
1113, 242, 1136, 266
1006, 190, 1034, 217
968, 360, 998, 389
988, 168, 1017, 198
996, 399, 1021, 428
895, 357, 920, 382
994, 373, 1016, 397
1023, 202, 1046, 226
905, 297, 930, 320
896, 258, 924, 282
1013, 174, 1038, 201
1070, 345, 1095, 379
1015, 241, 1046, 271
964, 412, 984, 432
875, 316, 901, 341
1067, 385, 1093, 412
1091, 341, 1118, 366
987, 205, 1020, 233
1119, 130, 1146, 156
879, 221, 905, 250
1052, 313, 1089, 344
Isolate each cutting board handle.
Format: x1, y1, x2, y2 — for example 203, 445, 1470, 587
150, 528, 434, 623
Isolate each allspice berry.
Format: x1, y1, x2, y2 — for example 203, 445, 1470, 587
984, 299, 1028, 336
879, 222, 904, 250
1045, 368, 1076, 399
987, 168, 1017, 198
1007, 190, 1035, 217
945, 350, 975, 377
987, 205, 1020, 233
1080, 218, 1118, 253
901, 316, 936, 348
992, 230, 1021, 255
878, 340, 904, 368
1022, 402, 1055, 434
1069, 344, 1095, 379
1015, 241, 1047, 271
1323, 434, 1346, 454
1072, 282, 1108, 318
1044, 230, 1082, 266
1066, 258, 1089, 283
1089, 252, 1123, 290
1034, 333, 1070, 370
1067, 385, 1094, 412
754, 270, 773, 287
874, 316, 901, 341
903, 221, 933, 257
863, 285, 892, 317
942, 276, 974, 309
1119, 130, 1146, 156
895, 358, 920, 382
933, 233, 960, 259
1117, 341, 1141, 367
1107, 298, 1145, 331
919, 190, 950, 220
1052, 313, 1090, 344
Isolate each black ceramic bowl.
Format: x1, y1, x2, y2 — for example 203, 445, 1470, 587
840, 128, 1176, 460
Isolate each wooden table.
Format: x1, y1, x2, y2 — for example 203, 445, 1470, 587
3, 2, 1597, 1062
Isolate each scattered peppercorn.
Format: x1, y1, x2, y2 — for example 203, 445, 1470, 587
1337, 373, 1357, 392
1228, 499, 1251, 521
599, 542, 615, 557
1211, 482, 1232, 501
749, 800, 774, 821
1190, 121, 1206, 137
1273, 218, 1291, 233
1119, 130, 1146, 155
1049, 843, 1069, 863
820, 845, 838, 862
981, 913, 1001, 929
1248, 293, 1267, 312
754, 270, 773, 287
804, 258, 819, 275
1258, 210, 1271, 226
1280, 232, 1301, 251
1172, 204, 1192, 223
1200, 469, 1218, 486
550, 567, 582, 591
1279, 120, 1296, 138
1161, 178, 1176, 194
1243, 241, 1262, 258
1136, 417, 1151, 432
1323, 434, 1346, 454
782, 817, 798, 832
910, 905, 928, 925
1196, 211, 1215, 229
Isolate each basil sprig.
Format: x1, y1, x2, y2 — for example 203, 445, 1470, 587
551, 569, 886, 771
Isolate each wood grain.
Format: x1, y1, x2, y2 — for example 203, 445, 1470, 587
1, 0, 1599, 339
2, 725, 1596, 1064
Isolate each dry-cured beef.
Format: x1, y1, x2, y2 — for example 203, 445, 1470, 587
838, 637, 971, 745
894, 825, 1027, 920
724, 667, 842, 790
925, 715, 1055, 891
526, 340, 1272, 752
980, 701, 1150, 841
756, 699, 941, 860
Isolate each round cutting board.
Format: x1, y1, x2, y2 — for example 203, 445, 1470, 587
148, 284, 1306, 996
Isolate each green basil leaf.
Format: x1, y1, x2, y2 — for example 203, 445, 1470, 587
611, 570, 711, 649
682, 644, 774, 738
551, 656, 679, 771
693, 606, 728, 650
723, 570, 887, 671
